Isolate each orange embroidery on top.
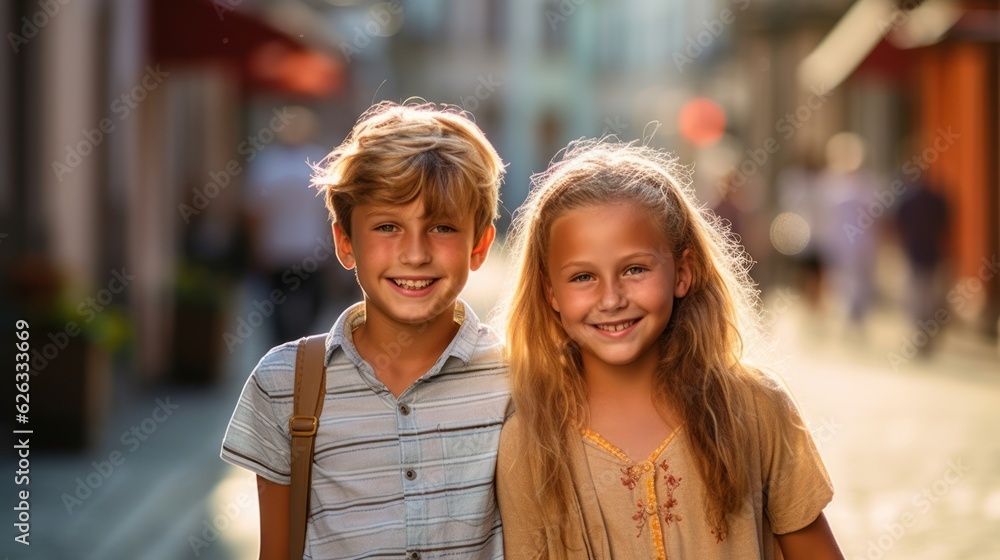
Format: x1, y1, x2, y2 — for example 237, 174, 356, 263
581, 426, 685, 558
632, 497, 658, 538
621, 464, 642, 490
620, 460, 654, 490
630, 461, 683, 539
658, 460, 682, 526
581, 428, 631, 463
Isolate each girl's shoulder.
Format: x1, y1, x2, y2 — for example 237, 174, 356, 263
498, 409, 530, 452
740, 369, 810, 443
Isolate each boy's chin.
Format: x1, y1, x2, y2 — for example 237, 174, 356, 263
373, 299, 458, 327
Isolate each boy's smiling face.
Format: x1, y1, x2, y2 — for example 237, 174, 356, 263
334, 198, 494, 328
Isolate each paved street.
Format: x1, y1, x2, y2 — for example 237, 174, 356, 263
768, 299, 1000, 560
3, 254, 998, 559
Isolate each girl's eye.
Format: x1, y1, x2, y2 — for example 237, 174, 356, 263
570, 273, 594, 283
625, 266, 648, 275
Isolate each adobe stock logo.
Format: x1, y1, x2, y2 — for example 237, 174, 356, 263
51, 65, 169, 182
7, 0, 72, 53
854, 459, 970, 560
61, 397, 181, 514
672, 0, 750, 72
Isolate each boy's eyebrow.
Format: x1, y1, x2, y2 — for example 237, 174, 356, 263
364, 209, 398, 220
362, 209, 462, 223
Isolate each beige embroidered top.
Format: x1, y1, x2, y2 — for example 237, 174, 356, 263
497, 380, 834, 560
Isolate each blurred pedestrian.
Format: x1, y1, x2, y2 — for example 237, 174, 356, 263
816, 133, 879, 330
243, 106, 332, 344
895, 178, 950, 354
776, 154, 826, 310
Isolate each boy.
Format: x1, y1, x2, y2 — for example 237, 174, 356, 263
220, 101, 509, 559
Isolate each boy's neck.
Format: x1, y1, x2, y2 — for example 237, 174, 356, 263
352, 300, 463, 397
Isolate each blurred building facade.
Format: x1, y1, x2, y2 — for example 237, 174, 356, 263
1, 0, 997, 449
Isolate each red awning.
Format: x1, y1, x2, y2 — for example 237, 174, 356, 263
149, 0, 344, 97
852, 38, 915, 84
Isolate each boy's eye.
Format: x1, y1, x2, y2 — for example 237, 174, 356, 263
431, 225, 456, 233
374, 224, 398, 232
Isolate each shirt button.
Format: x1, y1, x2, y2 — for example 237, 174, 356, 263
399, 403, 411, 415
408, 552, 421, 560
404, 468, 417, 480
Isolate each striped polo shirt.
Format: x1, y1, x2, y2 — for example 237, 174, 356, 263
220, 300, 510, 559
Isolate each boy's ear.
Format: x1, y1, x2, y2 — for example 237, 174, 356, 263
332, 223, 356, 270
469, 225, 496, 272
674, 248, 693, 298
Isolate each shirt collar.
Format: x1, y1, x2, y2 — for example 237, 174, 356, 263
325, 299, 481, 369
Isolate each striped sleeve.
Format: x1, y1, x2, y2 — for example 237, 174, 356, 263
220, 343, 297, 484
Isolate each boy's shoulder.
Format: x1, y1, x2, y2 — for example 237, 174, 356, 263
248, 302, 361, 394
247, 340, 303, 397
440, 303, 507, 370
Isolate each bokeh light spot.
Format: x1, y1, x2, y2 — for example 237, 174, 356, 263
678, 97, 726, 147
769, 212, 811, 256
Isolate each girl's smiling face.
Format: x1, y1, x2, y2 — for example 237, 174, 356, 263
545, 203, 692, 373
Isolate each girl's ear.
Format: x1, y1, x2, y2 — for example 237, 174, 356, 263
674, 248, 693, 298
333, 223, 356, 270
545, 280, 560, 313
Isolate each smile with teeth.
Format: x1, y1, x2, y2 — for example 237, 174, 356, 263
391, 278, 436, 290
593, 319, 638, 332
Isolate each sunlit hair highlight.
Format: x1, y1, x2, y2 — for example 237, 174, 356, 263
499, 138, 795, 546
311, 100, 504, 241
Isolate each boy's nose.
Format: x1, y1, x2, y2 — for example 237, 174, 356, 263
398, 232, 432, 265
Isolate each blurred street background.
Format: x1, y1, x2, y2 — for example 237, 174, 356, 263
0, 0, 998, 558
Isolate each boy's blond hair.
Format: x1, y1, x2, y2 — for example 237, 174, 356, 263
312, 101, 504, 241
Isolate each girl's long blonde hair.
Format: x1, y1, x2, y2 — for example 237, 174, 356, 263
500, 139, 793, 542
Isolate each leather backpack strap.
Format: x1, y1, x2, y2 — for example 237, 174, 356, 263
289, 334, 327, 560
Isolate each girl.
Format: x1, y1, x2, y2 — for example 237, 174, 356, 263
496, 139, 843, 559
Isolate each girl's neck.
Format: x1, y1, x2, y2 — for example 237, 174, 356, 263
581, 351, 680, 460
581, 351, 659, 403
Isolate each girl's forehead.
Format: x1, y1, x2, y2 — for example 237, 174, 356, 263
548, 203, 674, 255
552, 201, 660, 230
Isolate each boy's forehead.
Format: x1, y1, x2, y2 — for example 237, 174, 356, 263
357, 200, 464, 222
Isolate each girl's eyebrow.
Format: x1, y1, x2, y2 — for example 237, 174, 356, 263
557, 252, 664, 271
559, 260, 593, 271
621, 251, 663, 261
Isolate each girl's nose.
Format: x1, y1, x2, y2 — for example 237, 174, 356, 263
597, 279, 627, 312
